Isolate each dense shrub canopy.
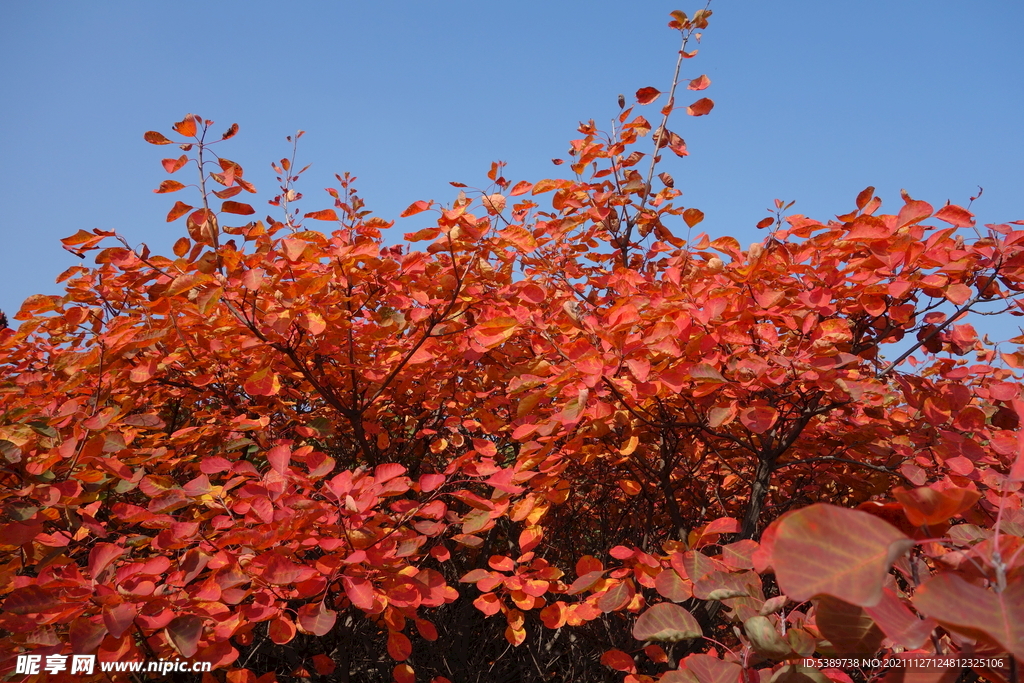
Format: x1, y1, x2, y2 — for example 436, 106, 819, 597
1, 9, 1022, 683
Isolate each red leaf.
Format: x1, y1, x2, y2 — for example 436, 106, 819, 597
667, 130, 688, 157
387, 631, 413, 661
686, 98, 715, 116
598, 579, 635, 612
393, 664, 415, 683
262, 554, 316, 585
155, 180, 186, 193
519, 526, 543, 553
344, 575, 375, 611
2, 585, 62, 614
419, 473, 445, 492
103, 602, 138, 639
756, 217, 774, 229
655, 568, 693, 602
472, 316, 518, 349
815, 595, 885, 655
221, 201, 255, 215
687, 75, 711, 91
488, 555, 515, 572
304, 209, 339, 221
267, 444, 291, 474
600, 649, 637, 673
568, 570, 605, 595
166, 201, 193, 222
863, 588, 936, 649
914, 573, 1024, 660
162, 155, 188, 173
933, 204, 975, 227
268, 615, 296, 645
144, 131, 173, 145
739, 405, 778, 434
313, 655, 336, 675
374, 463, 407, 484
88, 543, 123, 579
221, 123, 239, 140
855, 186, 875, 210
540, 602, 568, 629
896, 196, 933, 228
166, 614, 203, 657
636, 87, 662, 105
703, 517, 739, 535
632, 602, 702, 642
297, 602, 337, 637
400, 200, 432, 217
510, 180, 533, 196
771, 504, 913, 606
70, 616, 108, 654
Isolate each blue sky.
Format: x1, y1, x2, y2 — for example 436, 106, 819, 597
2, 2, 1022, 333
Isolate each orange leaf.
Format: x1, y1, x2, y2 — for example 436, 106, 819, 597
636, 87, 662, 105
683, 208, 704, 228
472, 317, 518, 349
298, 310, 326, 336
221, 201, 255, 215
166, 201, 194, 222
943, 283, 972, 305
686, 98, 715, 116
400, 200, 432, 217
166, 272, 214, 297
891, 486, 980, 526
304, 209, 339, 221
144, 131, 173, 145
244, 367, 281, 397
531, 178, 562, 194
173, 116, 198, 137
856, 186, 875, 210
221, 123, 239, 140
687, 74, 711, 91
155, 180, 186, 193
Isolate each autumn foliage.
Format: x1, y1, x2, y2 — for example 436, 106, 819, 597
3, 8, 1024, 683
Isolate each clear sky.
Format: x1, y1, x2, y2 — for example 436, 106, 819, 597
2, 2, 1022, 332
